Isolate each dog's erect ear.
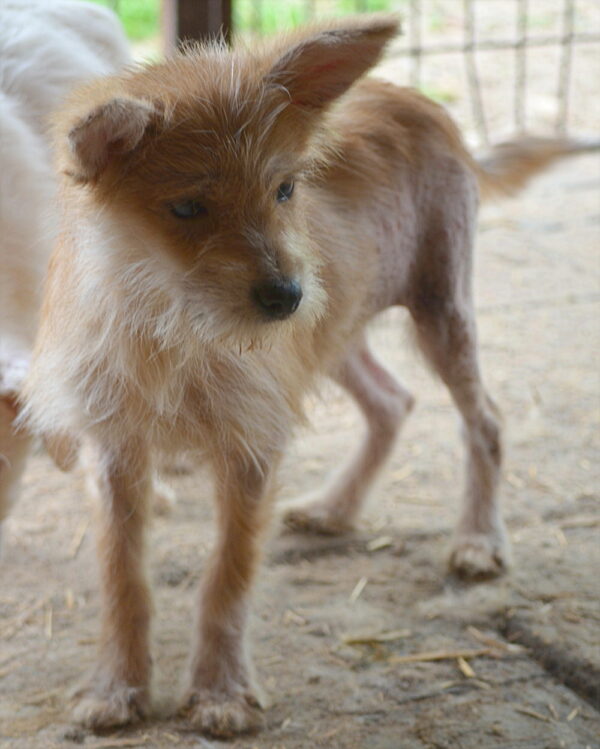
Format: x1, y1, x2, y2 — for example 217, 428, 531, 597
67, 97, 155, 182
266, 15, 399, 109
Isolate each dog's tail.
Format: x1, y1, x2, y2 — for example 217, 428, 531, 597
473, 136, 600, 199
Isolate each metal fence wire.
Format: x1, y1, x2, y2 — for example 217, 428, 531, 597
234, 0, 600, 145
398, 0, 596, 145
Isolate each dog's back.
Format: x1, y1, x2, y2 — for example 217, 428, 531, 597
0, 0, 130, 137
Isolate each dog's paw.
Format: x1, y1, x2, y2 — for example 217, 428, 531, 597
449, 533, 511, 580
181, 689, 263, 738
71, 683, 149, 729
282, 499, 354, 536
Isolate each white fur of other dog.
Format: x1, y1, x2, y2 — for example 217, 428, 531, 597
0, 0, 130, 533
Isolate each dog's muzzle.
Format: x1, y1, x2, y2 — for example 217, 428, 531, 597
252, 278, 303, 320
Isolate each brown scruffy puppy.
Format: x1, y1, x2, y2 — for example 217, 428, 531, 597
21, 14, 578, 737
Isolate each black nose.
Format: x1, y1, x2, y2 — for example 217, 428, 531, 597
253, 278, 303, 320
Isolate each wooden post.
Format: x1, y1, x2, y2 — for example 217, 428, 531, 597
162, 0, 232, 54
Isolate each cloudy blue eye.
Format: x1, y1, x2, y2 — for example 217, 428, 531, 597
276, 180, 294, 202
170, 200, 206, 219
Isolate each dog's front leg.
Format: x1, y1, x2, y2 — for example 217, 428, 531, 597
183, 449, 278, 738
72, 437, 152, 729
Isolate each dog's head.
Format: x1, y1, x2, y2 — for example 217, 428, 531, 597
56, 15, 399, 347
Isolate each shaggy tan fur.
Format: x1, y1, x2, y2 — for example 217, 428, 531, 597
21, 14, 581, 736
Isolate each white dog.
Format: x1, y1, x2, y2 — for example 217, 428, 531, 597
0, 0, 130, 537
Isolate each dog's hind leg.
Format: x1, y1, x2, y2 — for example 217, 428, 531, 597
409, 286, 509, 579
71, 437, 152, 728
284, 335, 414, 534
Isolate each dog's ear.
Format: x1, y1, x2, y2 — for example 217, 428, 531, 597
66, 97, 155, 182
266, 15, 399, 109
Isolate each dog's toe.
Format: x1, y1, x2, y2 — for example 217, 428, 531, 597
71, 684, 149, 729
449, 533, 510, 580
182, 689, 263, 738
282, 499, 353, 536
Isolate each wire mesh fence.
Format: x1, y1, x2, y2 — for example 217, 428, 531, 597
393, 0, 597, 144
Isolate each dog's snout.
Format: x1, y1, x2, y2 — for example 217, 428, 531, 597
253, 278, 303, 320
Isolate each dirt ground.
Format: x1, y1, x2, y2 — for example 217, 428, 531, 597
1, 139, 599, 748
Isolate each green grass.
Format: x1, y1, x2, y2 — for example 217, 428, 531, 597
234, 0, 307, 34
340, 0, 405, 14
419, 84, 458, 104
235, 0, 404, 33
88, 0, 160, 41
87, 0, 405, 41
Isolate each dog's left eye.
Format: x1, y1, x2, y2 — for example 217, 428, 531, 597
276, 180, 294, 202
170, 200, 207, 219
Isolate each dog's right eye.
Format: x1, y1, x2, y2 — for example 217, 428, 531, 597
170, 200, 207, 219
276, 180, 294, 203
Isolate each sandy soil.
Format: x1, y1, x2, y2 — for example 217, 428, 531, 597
1, 138, 599, 749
